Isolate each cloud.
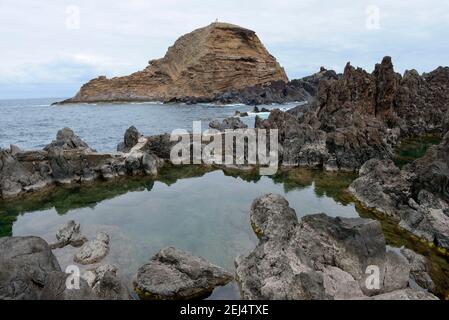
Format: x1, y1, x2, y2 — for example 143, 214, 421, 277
0, 0, 448, 98
0, 53, 133, 84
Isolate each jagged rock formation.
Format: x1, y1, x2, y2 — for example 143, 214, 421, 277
235, 194, 438, 300
134, 247, 233, 300
0, 127, 164, 199
59, 22, 288, 104
213, 68, 339, 105
350, 133, 449, 249
257, 57, 449, 171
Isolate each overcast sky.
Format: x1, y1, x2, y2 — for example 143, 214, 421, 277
1, 0, 448, 99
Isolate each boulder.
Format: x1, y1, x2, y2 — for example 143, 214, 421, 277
134, 247, 233, 300
0, 149, 45, 198
117, 126, 141, 153
39, 271, 97, 300
0, 236, 61, 299
74, 232, 110, 265
50, 220, 87, 249
82, 264, 124, 300
9, 144, 22, 156
44, 127, 91, 151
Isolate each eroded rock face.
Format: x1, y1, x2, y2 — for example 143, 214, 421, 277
134, 247, 233, 300
235, 194, 437, 300
350, 135, 449, 249
256, 57, 449, 171
60, 22, 287, 104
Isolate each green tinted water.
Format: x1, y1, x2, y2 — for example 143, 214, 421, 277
394, 135, 442, 168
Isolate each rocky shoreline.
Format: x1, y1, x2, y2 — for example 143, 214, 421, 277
0, 127, 165, 199
350, 133, 449, 249
2, 53, 449, 300
256, 57, 449, 171
1, 194, 441, 300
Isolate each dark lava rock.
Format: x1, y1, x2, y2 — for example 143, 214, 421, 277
50, 220, 87, 249
0, 127, 164, 199
117, 126, 141, 153
235, 194, 436, 300
350, 134, 449, 249
0, 236, 96, 300
134, 247, 233, 300
0, 236, 61, 299
44, 127, 92, 151
214, 68, 339, 105
209, 117, 248, 131
256, 57, 449, 171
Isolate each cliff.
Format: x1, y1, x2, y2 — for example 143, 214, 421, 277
60, 22, 288, 104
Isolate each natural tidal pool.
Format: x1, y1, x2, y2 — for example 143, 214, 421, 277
2, 165, 449, 299
0, 166, 360, 299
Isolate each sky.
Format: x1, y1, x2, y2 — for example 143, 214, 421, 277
0, 0, 448, 99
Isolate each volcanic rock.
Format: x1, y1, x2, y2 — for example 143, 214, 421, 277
0, 127, 164, 199
209, 117, 248, 131
44, 127, 92, 151
235, 194, 437, 300
60, 23, 288, 104
74, 232, 110, 265
50, 220, 87, 249
134, 247, 233, 300
0, 236, 61, 299
256, 57, 449, 171
117, 126, 141, 153
350, 134, 449, 249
